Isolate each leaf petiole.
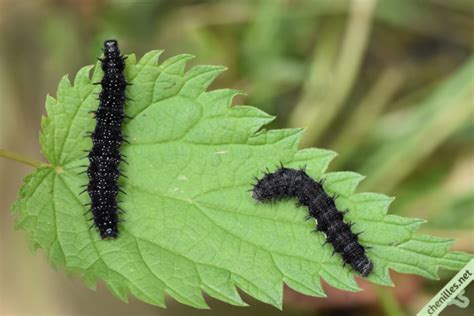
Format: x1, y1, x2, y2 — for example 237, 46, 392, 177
0, 148, 51, 169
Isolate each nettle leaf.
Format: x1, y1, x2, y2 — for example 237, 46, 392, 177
12, 50, 472, 309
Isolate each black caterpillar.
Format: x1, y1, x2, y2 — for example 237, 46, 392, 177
252, 167, 373, 277
84, 39, 128, 239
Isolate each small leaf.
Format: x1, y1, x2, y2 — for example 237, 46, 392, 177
12, 50, 472, 309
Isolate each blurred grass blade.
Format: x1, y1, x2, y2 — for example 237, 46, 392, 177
359, 56, 474, 192
287, 19, 343, 130
290, 0, 376, 147
332, 67, 405, 167
242, 0, 285, 106
375, 0, 474, 45
399, 155, 474, 225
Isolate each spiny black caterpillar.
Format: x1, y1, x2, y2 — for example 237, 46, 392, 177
251, 166, 373, 277
84, 39, 128, 239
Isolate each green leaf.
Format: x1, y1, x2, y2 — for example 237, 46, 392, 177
12, 50, 472, 309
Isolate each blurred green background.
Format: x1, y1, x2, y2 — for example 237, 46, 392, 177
1, 0, 473, 315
